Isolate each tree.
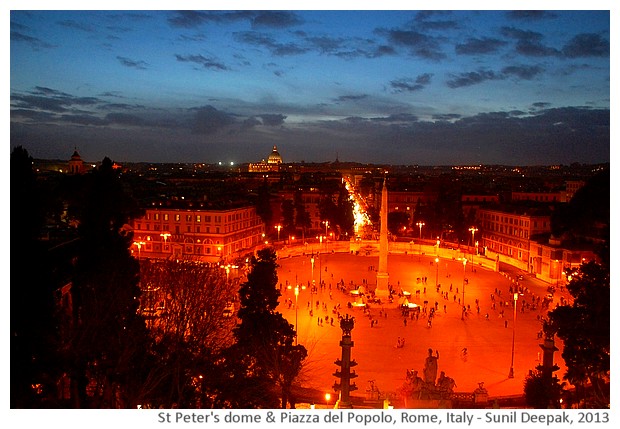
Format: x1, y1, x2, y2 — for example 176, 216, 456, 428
135, 259, 238, 408
67, 157, 150, 408
221, 248, 307, 408
524, 368, 565, 408
10, 147, 60, 407
547, 255, 610, 408
336, 183, 355, 237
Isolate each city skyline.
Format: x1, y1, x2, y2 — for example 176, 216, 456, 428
10, 5, 611, 166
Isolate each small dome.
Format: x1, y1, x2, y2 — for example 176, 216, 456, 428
267, 145, 283, 164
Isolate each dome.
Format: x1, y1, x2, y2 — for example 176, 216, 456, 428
267, 145, 283, 164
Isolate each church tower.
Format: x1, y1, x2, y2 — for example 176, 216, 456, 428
68, 149, 84, 174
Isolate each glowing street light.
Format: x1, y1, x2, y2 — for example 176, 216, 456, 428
435, 257, 439, 287
416, 221, 425, 261
288, 283, 306, 345
275, 224, 282, 241
461, 259, 467, 320
469, 227, 478, 269
508, 292, 519, 378
134, 241, 146, 259
416, 221, 425, 240
160, 232, 171, 253
325, 392, 331, 408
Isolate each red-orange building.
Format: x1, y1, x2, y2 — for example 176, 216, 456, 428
131, 205, 265, 263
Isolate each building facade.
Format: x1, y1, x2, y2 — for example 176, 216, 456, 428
131, 205, 265, 262
477, 207, 551, 271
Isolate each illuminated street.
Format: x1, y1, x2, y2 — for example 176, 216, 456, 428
276, 246, 568, 405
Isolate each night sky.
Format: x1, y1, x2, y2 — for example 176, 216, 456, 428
9, 6, 611, 165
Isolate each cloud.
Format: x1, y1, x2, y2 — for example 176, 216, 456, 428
57, 20, 95, 32
413, 11, 459, 31
258, 114, 287, 126
446, 69, 500, 88
167, 11, 302, 30
390, 73, 433, 93
251, 11, 303, 29
175, 54, 229, 71
167, 11, 254, 28
501, 65, 544, 80
11, 87, 100, 112
562, 33, 609, 58
378, 28, 446, 60
500, 26, 560, 57
10, 31, 55, 49
455, 37, 507, 55
446, 64, 544, 88
432, 113, 461, 121
234, 31, 309, 56
105, 112, 146, 126
117, 56, 149, 70
335, 94, 369, 102
506, 11, 557, 21
371, 113, 419, 123
189, 105, 235, 135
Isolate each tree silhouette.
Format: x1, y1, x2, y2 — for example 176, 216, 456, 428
222, 248, 307, 408
67, 157, 150, 408
10, 147, 60, 407
547, 255, 610, 408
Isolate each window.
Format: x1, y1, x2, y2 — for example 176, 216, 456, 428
186, 214, 192, 222
175, 214, 180, 222
164, 214, 169, 221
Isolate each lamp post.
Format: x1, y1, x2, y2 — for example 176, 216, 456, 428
134, 241, 146, 259
461, 259, 467, 320
275, 224, 282, 241
295, 285, 299, 345
323, 220, 329, 237
508, 292, 518, 378
469, 227, 478, 270
416, 222, 424, 261
435, 257, 439, 287
160, 232, 171, 254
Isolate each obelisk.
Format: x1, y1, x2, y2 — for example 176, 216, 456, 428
376, 177, 389, 297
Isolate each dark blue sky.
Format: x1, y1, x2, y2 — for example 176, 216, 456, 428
10, 7, 611, 165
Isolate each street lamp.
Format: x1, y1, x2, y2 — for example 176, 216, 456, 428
461, 259, 467, 320
469, 227, 478, 269
275, 224, 282, 241
416, 221, 425, 240
134, 241, 146, 259
325, 392, 331, 408
508, 292, 519, 378
288, 283, 306, 345
323, 220, 329, 236
160, 232, 171, 254
435, 257, 439, 287
416, 222, 425, 261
